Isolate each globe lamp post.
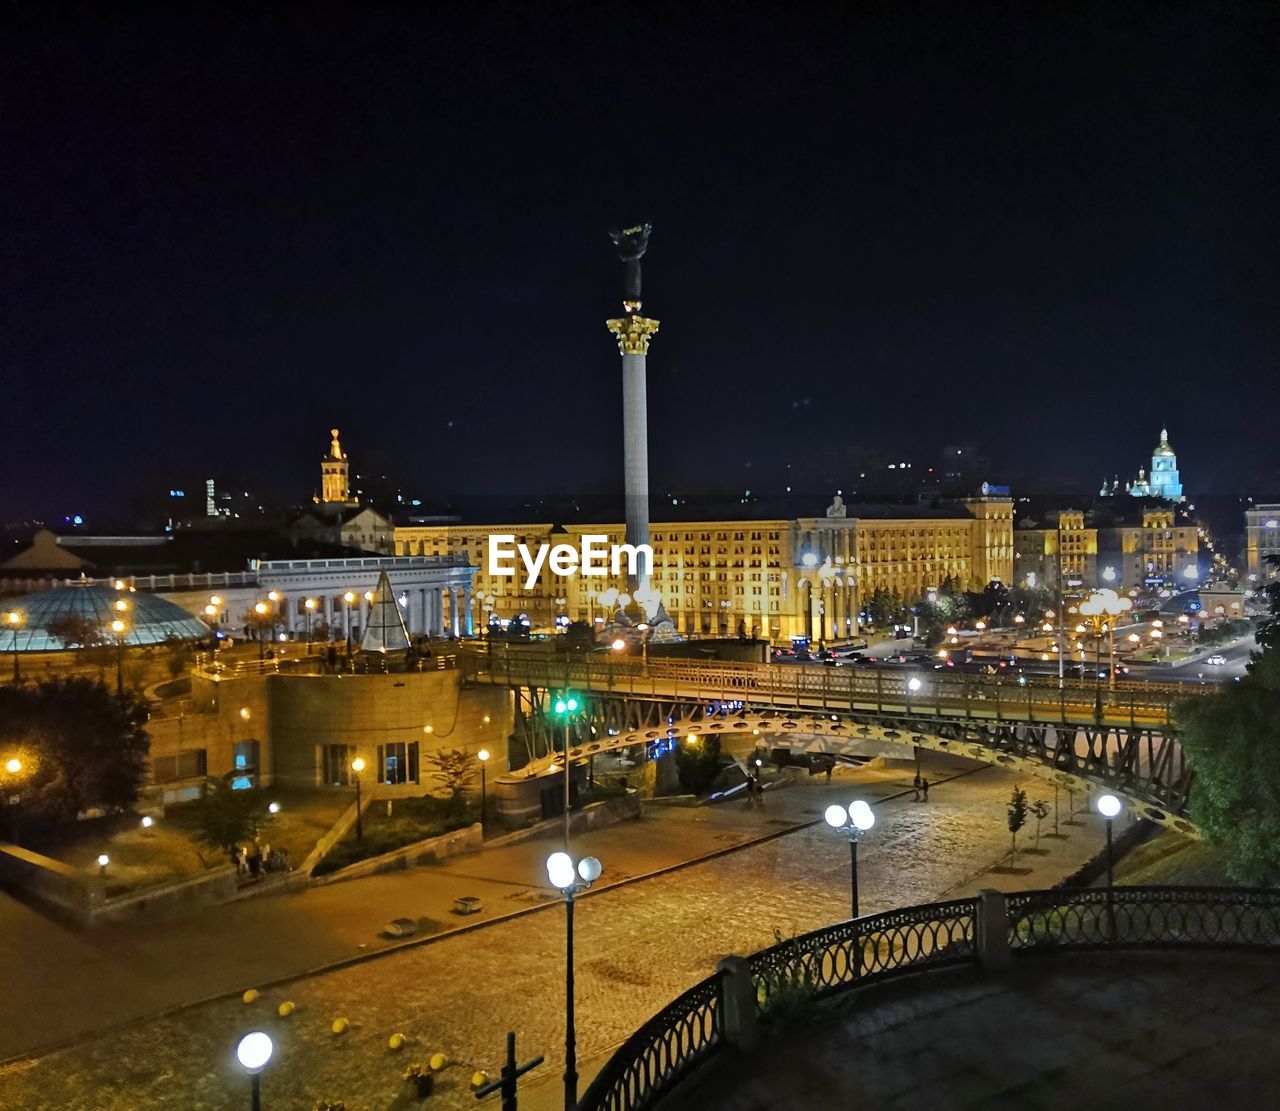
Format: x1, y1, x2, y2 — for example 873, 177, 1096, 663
350, 756, 366, 839
546, 851, 602, 1111
824, 799, 876, 919
235, 1030, 273, 1111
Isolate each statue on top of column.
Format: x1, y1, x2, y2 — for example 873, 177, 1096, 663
329, 428, 344, 460
609, 223, 652, 302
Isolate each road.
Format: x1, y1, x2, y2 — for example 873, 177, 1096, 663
0, 758, 1112, 1110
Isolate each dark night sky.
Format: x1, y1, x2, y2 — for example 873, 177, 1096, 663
3, 1, 1278, 523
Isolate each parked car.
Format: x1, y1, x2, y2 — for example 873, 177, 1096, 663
1206, 653, 1227, 666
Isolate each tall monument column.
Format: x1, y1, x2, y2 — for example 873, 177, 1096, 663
606, 224, 660, 594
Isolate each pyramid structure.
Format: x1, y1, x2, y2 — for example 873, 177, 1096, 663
359, 570, 411, 653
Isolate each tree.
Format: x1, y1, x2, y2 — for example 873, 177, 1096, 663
164, 637, 193, 679
1179, 648, 1280, 883
674, 734, 722, 795
422, 748, 476, 820
563, 620, 595, 651
0, 677, 149, 830
1030, 799, 1050, 850
242, 606, 278, 642
45, 612, 107, 650
1256, 554, 1280, 653
1007, 785, 1028, 862
190, 776, 268, 862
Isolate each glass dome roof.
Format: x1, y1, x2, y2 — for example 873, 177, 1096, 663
3, 585, 211, 652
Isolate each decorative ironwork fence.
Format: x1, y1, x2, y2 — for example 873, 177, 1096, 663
747, 899, 978, 1013
1006, 886, 1280, 951
576, 973, 722, 1111
577, 887, 1280, 1111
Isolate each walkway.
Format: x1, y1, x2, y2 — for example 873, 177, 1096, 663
0, 757, 1112, 1109
661, 950, 1280, 1110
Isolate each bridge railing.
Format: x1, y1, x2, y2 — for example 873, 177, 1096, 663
577, 886, 1277, 1111
461, 646, 1188, 725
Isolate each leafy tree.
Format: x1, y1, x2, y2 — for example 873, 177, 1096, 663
0, 677, 149, 830
242, 606, 278, 641
1030, 799, 1050, 849
1179, 647, 1280, 882
45, 612, 107, 650
674, 734, 722, 795
1007, 785, 1028, 862
1255, 554, 1280, 653
564, 620, 596, 650
164, 637, 193, 679
422, 748, 476, 820
189, 776, 268, 862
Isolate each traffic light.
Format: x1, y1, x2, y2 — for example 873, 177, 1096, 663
552, 693, 580, 716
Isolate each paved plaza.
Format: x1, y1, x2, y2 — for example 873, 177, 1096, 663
0, 755, 1114, 1109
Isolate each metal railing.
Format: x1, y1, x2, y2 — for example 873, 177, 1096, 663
1006, 886, 1280, 951
462, 646, 1203, 727
577, 886, 1280, 1111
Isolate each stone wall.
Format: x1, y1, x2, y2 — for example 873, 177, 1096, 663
268, 670, 512, 790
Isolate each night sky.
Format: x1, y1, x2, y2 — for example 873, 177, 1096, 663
4, 2, 1278, 523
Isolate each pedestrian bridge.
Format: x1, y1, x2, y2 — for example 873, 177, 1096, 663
461, 648, 1208, 832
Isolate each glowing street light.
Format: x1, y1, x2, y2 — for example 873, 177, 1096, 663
552, 695, 581, 846
350, 756, 366, 839
478, 748, 491, 829
5, 610, 22, 683
235, 1030, 274, 1110
545, 851, 602, 1110
824, 799, 876, 918
111, 618, 127, 694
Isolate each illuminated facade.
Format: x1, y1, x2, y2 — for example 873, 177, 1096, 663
393, 496, 1013, 643
1100, 427, 1184, 501
318, 428, 357, 507
1096, 509, 1198, 591
1014, 510, 1098, 591
1246, 504, 1280, 583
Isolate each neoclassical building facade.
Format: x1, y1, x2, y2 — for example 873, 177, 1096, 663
393, 495, 1013, 643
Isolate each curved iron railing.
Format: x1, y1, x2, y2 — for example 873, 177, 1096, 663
578, 898, 978, 1111
576, 971, 722, 1111
747, 898, 978, 1012
577, 886, 1280, 1111
1007, 886, 1280, 950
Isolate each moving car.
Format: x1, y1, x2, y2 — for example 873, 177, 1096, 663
1206, 653, 1227, 666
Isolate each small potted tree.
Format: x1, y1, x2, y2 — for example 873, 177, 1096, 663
403, 1063, 434, 1099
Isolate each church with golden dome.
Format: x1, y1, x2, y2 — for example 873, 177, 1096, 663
1100, 427, 1184, 501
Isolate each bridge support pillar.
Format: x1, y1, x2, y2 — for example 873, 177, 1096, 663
976, 888, 1011, 971
716, 956, 760, 1052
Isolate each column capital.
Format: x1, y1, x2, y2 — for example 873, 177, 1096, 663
606, 311, 660, 355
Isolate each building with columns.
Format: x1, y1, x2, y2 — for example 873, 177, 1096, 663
392, 494, 1013, 644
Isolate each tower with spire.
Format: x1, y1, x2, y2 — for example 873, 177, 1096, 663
1146, 426, 1183, 500
318, 427, 358, 507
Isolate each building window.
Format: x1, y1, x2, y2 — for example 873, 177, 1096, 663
377, 741, 420, 785
152, 749, 207, 783
320, 744, 356, 786
232, 739, 261, 789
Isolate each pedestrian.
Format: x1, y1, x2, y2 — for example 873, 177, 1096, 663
824, 763, 833, 783
913, 772, 922, 801
921, 778, 930, 802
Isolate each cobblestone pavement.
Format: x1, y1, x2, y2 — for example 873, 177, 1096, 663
0, 765, 1108, 1110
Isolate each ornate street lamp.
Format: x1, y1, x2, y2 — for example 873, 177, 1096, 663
1078, 589, 1132, 693
546, 851, 602, 1111
824, 799, 876, 918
